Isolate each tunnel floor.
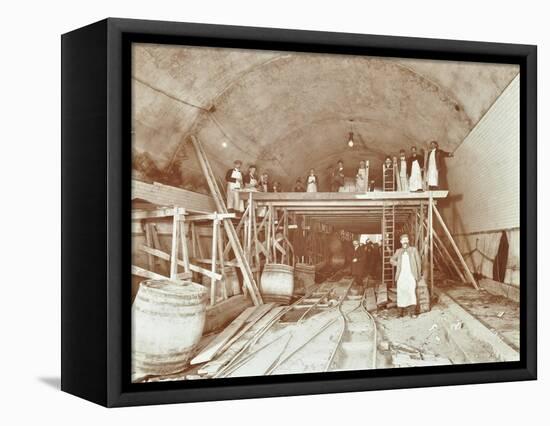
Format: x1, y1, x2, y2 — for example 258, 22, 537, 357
139, 274, 519, 382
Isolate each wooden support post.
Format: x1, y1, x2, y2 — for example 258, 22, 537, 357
190, 222, 197, 258
365, 160, 370, 192
144, 223, 155, 272
418, 213, 466, 283
265, 206, 273, 263
433, 205, 479, 290
179, 219, 190, 274
414, 207, 420, 249
247, 193, 253, 262
217, 222, 228, 301
419, 201, 425, 255
210, 216, 219, 305
170, 207, 180, 280
428, 193, 434, 295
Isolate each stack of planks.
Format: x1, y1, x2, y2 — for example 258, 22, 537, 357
189, 303, 286, 378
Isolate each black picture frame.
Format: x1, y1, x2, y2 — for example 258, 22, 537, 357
61, 17, 537, 407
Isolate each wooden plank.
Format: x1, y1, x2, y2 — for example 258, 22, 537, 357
190, 306, 257, 365
192, 258, 239, 268
131, 265, 167, 280
131, 207, 186, 220
433, 205, 479, 290
217, 303, 275, 355
210, 219, 219, 306
132, 179, 216, 213
187, 213, 236, 221
140, 245, 222, 281
240, 190, 448, 201
199, 305, 281, 376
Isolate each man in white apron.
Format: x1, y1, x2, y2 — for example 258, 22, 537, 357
426, 141, 453, 190
407, 146, 423, 192
390, 233, 422, 318
225, 160, 244, 212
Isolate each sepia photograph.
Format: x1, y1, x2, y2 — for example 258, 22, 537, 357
129, 42, 521, 383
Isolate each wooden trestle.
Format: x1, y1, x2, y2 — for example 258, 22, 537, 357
238, 190, 478, 293
130, 138, 478, 310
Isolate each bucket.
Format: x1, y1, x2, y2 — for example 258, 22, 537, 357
132, 279, 207, 379
260, 263, 294, 304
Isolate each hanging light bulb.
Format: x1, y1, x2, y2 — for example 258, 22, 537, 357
347, 131, 354, 148
222, 141, 228, 148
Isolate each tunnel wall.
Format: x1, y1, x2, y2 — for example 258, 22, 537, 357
439, 75, 520, 287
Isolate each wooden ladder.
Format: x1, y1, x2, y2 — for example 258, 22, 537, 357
191, 135, 264, 305
381, 160, 396, 293
382, 203, 395, 293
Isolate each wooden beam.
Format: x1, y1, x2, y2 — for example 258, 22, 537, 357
132, 179, 215, 213
140, 245, 222, 281
418, 213, 467, 283
433, 205, 479, 290
131, 207, 186, 220
131, 265, 167, 280
186, 213, 236, 222
239, 190, 448, 201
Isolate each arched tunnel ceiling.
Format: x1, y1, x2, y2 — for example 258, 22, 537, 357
132, 43, 519, 195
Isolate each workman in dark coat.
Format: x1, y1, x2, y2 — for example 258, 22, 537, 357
350, 239, 366, 288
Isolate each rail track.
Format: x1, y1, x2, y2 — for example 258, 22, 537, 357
218, 275, 379, 377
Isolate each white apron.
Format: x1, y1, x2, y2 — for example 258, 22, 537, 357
427, 149, 439, 187
226, 169, 244, 212
409, 159, 423, 191
398, 160, 409, 191
355, 168, 367, 192
397, 251, 417, 308
306, 176, 318, 192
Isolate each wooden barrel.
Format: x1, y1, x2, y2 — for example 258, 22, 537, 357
132, 279, 207, 379
201, 266, 240, 302
260, 263, 294, 304
294, 263, 316, 295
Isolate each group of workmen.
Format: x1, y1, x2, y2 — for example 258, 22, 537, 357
225, 140, 453, 211
349, 233, 422, 318
223, 140, 452, 317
